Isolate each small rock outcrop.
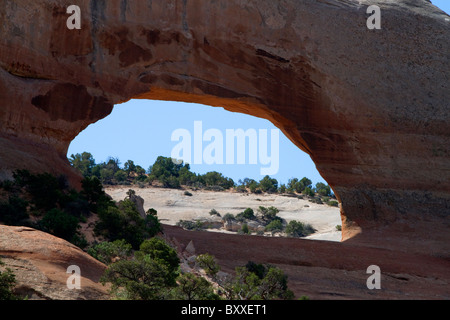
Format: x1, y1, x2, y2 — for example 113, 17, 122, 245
128, 193, 147, 219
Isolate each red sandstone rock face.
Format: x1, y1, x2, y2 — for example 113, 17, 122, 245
163, 225, 450, 300
0, 0, 449, 251
0, 226, 109, 300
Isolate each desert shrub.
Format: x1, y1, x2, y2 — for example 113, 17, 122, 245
248, 180, 260, 194
222, 213, 235, 223
196, 254, 221, 277
195, 255, 295, 300
257, 206, 280, 224
336, 225, 342, 231
61, 189, 91, 219
239, 223, 250, 235
71, 233, 88, 249
209, 209, 220, 217
235, 208, 256, 223
258, 175, 278, 193
13, 170, 68, 212
69, 152, 96, 177
285, 220, 316, 238
196, 255, 294, 300
309, 197, 323, 204
136, 238, 180, 285
315, 182, 332, 197
303, 187, 315, 197
123, 160, 136, 176
183, 191, 193, 196
239, 208, 255, 220
201, 171, 234, 189
0, 196, 29, 226
232, 263, 294, 300
0, 171, 110, 248
0, 259, 19, 300
160, 175, 180, 189
81, 176, 114, 212
235, 185, 247, 193
264, 219, 283, 233
133, 166, 147, 183
100, 256, 173, 300
327, 200, 339, 207
287, 177, 312, 193
144, 214, 161, 237
39, 208, 80, 242
114, 170, 128, 183
171, 273, 220, 300
88, 240, 133, 265
100, 238, 180, 300
95, 199, 162, 249
176, 220, 204, 231
100, 168, 115, 185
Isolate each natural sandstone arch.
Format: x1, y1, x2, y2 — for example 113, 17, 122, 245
0, 0, 449, 251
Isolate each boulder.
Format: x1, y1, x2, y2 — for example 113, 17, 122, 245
128, 194, 146, 219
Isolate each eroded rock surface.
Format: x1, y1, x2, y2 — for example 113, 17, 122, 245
0, 226, 109, 300
0, 0, 449, 251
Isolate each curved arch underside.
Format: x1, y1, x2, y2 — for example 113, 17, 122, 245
0, 0, 449, 252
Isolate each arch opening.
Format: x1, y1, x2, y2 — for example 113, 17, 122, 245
68, 98, 343, 242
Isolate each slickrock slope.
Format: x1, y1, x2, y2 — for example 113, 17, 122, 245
105, 186, 343, 241
0, 225, 109, 300
0, 1, 449, 251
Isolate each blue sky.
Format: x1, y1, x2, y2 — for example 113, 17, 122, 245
68, 100, 323, 185
68, 1, 449, 186
431, 0, 449, 13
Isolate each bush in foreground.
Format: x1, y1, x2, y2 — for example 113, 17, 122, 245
0, 259, 19, 300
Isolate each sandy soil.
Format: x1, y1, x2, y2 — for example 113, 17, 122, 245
104, 186, 342, 242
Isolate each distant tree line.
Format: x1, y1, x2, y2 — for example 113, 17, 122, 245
69, 153, 337, 203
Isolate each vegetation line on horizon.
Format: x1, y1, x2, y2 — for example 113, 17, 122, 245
69, 152, 337, 201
